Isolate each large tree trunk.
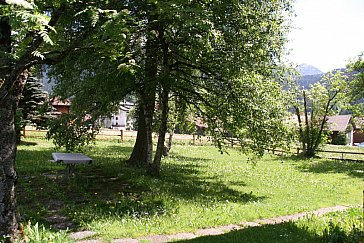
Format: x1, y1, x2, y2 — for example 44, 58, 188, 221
0, 70, 29, 242
139, 18, 159, 175
148, 89, 169, 176
0, 95, 20, 242
127, 105, 148, 167
0, 17, 25, 242
143, 91, 155, 171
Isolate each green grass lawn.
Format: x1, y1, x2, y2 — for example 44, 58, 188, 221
15, 137, 363, 242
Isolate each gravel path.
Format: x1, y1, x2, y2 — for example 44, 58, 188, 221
72, 205, 349, 243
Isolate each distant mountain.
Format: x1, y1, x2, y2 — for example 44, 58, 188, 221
297, 73, 323, 89
297, 64, 323, 76
295, 66, 350, 89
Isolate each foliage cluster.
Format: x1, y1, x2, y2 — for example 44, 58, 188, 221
15, 75, 51, 143
46, 113, 98, 152
47, 0, 295, 175
330, 132, 348, 145
293, 71, 350, 157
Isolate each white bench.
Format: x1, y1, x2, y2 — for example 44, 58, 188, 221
50, 152, 92, 174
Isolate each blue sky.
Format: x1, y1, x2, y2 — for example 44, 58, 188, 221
286, 0, 364, 72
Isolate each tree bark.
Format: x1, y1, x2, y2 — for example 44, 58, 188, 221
0, 69, 29, 242
127, 105, 148, 167
303, 91, 314, 157
0, 17, 25, 242
142, 91, 155, 172
0, 103, 19, 242
294, 106, 305, 154
163, 126, 174, 157
148, 89, 169, 176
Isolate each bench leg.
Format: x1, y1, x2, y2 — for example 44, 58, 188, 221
66, 164, 76, 174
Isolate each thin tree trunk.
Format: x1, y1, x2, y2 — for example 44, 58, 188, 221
167, 128, 174, 151
163, 126, 174, 157
294, 106, 306, 154
313, 91, 339, 152
303, 91, 313, 157
149, 89, 169, 176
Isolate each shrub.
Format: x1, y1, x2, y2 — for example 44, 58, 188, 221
321, 207, 363, 243
331, 131, 348, 145
47, 113, 98, 152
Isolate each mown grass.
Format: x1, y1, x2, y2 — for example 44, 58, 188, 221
15, 137, 363, 242
174, 206, 363, 243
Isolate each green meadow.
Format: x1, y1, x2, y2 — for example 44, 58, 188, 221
16, 136, 363, 242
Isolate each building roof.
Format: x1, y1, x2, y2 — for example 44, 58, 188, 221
327, 115, 352, 132
51, 97, 71, 106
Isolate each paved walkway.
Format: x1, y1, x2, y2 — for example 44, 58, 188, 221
71, 205, 349, 243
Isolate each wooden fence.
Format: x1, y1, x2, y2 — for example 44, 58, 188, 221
23, 129, 135, 140
22, 128, 364, 161
271, 147, 364, 162
23, 128, 211, 144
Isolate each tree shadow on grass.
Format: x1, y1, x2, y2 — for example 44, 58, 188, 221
19, 140, 38, 146
16, 145, 264, 232
273, 155, 364, 180
159, 161, 258, 204
174, 222, 321, 243
91, 144, 134, 155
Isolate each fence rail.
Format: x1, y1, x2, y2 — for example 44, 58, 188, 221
23, 129, 211, 143
271, 147, 364, 162
22, 129, 364, 162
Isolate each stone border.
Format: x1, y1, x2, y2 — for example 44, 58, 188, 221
74, 205, 349, 243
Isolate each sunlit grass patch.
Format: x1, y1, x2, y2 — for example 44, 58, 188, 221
16, 137, 362, 241
174, 207, 362, 243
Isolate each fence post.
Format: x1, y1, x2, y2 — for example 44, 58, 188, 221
120, 130, 123, 141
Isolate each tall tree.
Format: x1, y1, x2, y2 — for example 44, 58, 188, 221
49, 0, 294, 176
133, 0, 294, 174
0, 1, 122, 240
294, 71, 349, 157
16, 75, 49, 143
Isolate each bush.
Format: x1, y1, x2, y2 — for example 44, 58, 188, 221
331, 131, 348, 145
46, 113, 98, 152
321, 207, 363, 243
323, 220, 362, 243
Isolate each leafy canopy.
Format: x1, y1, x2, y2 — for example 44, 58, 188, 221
50, 0, 294, 155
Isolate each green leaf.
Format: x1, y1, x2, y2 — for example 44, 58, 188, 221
5, 0, 33, 9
